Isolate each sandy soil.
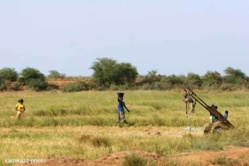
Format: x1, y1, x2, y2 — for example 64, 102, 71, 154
14, 126, 249, 166
15, 146, 249, 166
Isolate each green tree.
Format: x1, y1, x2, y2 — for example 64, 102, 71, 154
91, 58, 117, 88
0, 68, 18, 82
91, 58, 138, 89
186, 73, 202, 88
19, 67, 48, 91
113, 63, 138, 85
166, 74, 186, 88
47, 70, 66, 80
223, 67, 246, 84
144, 70, 161, 83
202, 71, 222, 89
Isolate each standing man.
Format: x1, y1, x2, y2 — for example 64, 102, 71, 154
117, 92, 130, 123
15, 99, 25, 119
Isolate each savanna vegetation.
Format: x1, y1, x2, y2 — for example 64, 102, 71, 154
0, 58, 249, 165
0, 90, 249, 165
0, 57, 249, 92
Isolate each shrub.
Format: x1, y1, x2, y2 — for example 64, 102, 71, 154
4, 80, 12, 90
0, 68, 18, 82
220, 83, 236, 91
2, 80, 22, 91
90, 136, 111, 147
78, 134, 92, 143
211, 157, 240, 166
27, 79, 48, 91
47, 83, 59, 90
78, 134, 111, 147
18, 67, 48, 91
19, 67, 46, 84
10, 82, 22, 91
122, 153, 148, 166
62, 81, 88, 92
0, 80, 6, 91
47, 70, 66, 80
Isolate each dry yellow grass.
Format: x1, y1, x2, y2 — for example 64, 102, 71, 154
0, 90, 249, 165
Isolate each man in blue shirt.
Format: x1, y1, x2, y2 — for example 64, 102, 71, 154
117, 93, 130, 123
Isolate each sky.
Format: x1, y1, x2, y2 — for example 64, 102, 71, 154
0, 0, 248, 76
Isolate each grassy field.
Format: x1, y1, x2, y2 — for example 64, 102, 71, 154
0, 90, 249, 165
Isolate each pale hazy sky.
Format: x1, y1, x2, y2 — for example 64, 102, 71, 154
0, 0, 248, 76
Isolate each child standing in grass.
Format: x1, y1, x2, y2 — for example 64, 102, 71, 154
117, 93, 130, 123
15, 99, 25, 119
224, 110, 229, 119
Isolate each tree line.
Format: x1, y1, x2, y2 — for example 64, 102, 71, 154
0, 58, 248, 91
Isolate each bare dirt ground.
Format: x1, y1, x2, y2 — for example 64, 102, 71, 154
16, 146, 249, 166
14, 126, 249, 166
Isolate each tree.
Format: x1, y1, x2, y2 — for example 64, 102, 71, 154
223, 67, 246, 84
0, 68, 18, 82
47, 70, 66, 80
166, 74, 185, 88
113, 63, 138, 85
144, 70, 161, 83
186, 73, 202, 88
202, 71, 222, 88
91, 58, 117, 88
19, 67, 48, 91
91, 58, 138, 88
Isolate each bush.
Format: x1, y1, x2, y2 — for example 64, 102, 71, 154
47, 70, 66, 80
0, 80, 6, 91
220, 83, 236, 91
19, 67, 46, 84
0, 68, 18, 82
211, 157, 240, 166
17, 67, 48, 91
47, 83, 59, 90
78, 134, 111, 147
90, 136, 111, 147
10, 82, 22, 91
27, 79, 48, 91
1, 80, 21, 91
62, 81, 88, 92
78, 134, 92, 143
122, 153, 148, 166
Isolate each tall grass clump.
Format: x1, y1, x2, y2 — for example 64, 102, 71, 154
220, 128, 249, 147
78, 134, 111, 147
150, 115, 166, 126
211, 156, 240, 166
122, 153, 148, 166
91, 136, 111, 147
78, 134, 92, 143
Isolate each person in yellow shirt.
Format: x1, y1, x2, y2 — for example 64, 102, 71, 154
15, 99, 25, 119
